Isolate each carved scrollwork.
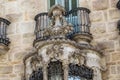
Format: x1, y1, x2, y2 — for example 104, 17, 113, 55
43, 5, 73, 39
46, 44, 64, 59
30, 55, 43, 71
69, 53, 85, 66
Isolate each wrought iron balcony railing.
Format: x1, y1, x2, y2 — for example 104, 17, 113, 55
0, 18, 10, 46
34, 7, 91, 42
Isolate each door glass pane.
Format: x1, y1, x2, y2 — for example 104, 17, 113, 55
72, 0, 77, 9
50, 0, 55, 7
65, 0, 69, 11
56, 0, 63, 5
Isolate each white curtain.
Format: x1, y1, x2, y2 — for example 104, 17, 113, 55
55, 0, 64, 7
50, 75, 62, 80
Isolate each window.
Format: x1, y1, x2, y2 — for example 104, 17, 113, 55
48, 61, 63, 80
48, 0, 79, 11
68, 64, 93, 80
29, 68, 43, 80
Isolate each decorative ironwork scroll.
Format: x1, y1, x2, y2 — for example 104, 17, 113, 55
29, 68, 43, 80
69, 64, 93, 80
48, 61, 64, 80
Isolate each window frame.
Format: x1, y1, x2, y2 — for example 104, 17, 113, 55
47, 0, 79, 11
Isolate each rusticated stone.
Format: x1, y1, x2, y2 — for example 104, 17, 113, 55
105, 32, 118, 40
22, 37, 34, 45
105, 54, 111, 63
112, 53, 120, 61
16, 22, 35, 34
23, 33, 34, 38
0, 54, 8, 62
7, 23, 16, 35
90, 11, 103, 22
0, 66, 12, 74
92, 0, 108, 10
13, 51, 26, 61
0, 4, 5, 17
107, 21, 118, 32
103, 11, 108, 21
96, 40, 115, 50
107, 62, 116, 65
13, 64, 24, 73
0, 79, 10, 80
4, 1, 22, 15
8, 34, 23, 46
109, 9, 120, 20
110, 65, 116, 74
110, 0, 119, 8
12, 76, 22, 80
79, 0, 89, 8
91, 23, 106, 34
117, 66, 120, 74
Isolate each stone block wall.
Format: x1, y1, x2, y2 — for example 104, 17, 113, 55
79, 0, 120, 80
0, 0, 120, 80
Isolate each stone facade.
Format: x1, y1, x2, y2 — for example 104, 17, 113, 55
0, 0, 120, 80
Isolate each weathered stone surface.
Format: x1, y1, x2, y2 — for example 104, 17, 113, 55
13, 64, 24, 73
112, 52, 120, 61
91, 23, 106, 39
0, 54, 8, 62
8, 34, 23, 46
92, 0, 108, 10
4, 1, 22, 15
107, 21, 118, 32
110, 65, 117, 74
0, 4, 5, 17
117, 66, 120, 74
0, 79, 10, 80
90, 11, 103, 22
16, 22, 35, 34
13, 51, 26, 61
95, 40, 115, 53
109, 9, 120, 20
115, 40, 120, 51
110, 0, 119, 8
105, 32, 118, 40
79, 0, 90, 9
0, 0, 119, 80
91, 23, 106, 34
7, 23, 16, 35
0, 66, 12, 74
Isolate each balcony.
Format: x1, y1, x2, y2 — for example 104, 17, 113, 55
0, 18, 10, 46
0, 18, 10, 54
34, 6, 92, 45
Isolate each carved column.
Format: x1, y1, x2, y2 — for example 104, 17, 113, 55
63, 60, 69, 80
43, 63, 48, 80
86, 52, 102, 80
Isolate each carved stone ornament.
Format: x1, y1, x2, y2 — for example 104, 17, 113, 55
44, 5, 73, 39
23, 4, 106, 80
46, 44, 64, 59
